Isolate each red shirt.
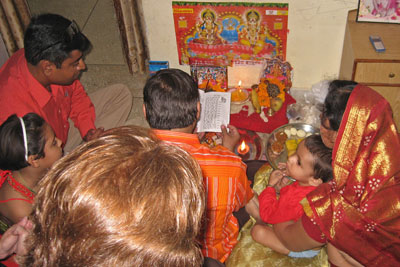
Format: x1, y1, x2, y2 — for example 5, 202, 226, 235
0, 49, 95, 145
154, 130, 253, 263
259, 181, 315, 224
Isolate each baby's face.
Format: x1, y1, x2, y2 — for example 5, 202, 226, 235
286, 140, 315, 186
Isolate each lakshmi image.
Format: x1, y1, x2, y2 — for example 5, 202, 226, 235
194, 9, 225, 45
239, 10, 277, 55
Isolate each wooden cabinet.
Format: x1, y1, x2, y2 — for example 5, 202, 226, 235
339, 10, 400, 130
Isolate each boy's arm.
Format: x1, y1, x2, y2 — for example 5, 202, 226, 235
245, 193, 261, 222
258, 186, 279, 223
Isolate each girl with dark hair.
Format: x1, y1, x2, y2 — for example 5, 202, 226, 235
0, 113, 62, 232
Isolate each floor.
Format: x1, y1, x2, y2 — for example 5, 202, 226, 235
26, 0, 149, 128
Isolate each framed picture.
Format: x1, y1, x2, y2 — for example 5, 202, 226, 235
357, 0, 400, 24
190, 65, 227, 92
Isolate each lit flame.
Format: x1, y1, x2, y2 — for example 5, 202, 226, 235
238, 80, 242, 87
240, 140, 246, 151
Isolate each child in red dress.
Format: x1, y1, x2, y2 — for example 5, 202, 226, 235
245, 134, 332, 258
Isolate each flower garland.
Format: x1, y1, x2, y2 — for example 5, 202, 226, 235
255, 77, 285, 108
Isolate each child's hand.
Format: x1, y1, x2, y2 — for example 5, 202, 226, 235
269, 170, 284, 187
277, 162, 286, 169
274, 176, 291, 193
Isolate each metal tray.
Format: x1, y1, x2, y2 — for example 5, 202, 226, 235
266, 123, 319, 169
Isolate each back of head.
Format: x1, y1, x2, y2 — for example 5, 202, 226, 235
0, 113, 46, 171
24, 13, 91, 67
322, 80, 357, 131
20, 126, 205, 267
143, 69, 199, 129
305, 134, 333, 182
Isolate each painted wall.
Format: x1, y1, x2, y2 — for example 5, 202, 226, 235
142, 0, 359, 89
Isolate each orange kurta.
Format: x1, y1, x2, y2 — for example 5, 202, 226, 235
154, 130, 253, 263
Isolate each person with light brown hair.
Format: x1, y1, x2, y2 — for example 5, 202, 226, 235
18, 125, 205, 267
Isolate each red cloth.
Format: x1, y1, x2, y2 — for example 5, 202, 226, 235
303, 85, 400, 265
301, 213, 326, 243
0, 252, 18, 267
230, 92, 296, 133
259, 181, 315, 224
0, 49, 96, 146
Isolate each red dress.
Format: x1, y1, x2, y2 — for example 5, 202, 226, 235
259, 181, 315, 224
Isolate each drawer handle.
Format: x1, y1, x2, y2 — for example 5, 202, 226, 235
389, 73, 395, 78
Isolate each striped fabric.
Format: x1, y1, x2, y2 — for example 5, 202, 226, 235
154, 130, 253, 263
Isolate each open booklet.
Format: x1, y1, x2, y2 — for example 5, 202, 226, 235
197, 90, 231, 133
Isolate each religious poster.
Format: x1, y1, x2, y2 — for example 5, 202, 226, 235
190, 65, 228, 91
172, 2, 289, 66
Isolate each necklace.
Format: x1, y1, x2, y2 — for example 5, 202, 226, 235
3, 171, 35, 203
13, 171, 37, 195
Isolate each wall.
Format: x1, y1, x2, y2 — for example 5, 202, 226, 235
142, 0, 359, 89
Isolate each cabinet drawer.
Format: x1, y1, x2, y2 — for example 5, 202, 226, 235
355, 62, 400, 84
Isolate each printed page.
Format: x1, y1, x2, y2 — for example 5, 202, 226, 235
197, 90, 231, 133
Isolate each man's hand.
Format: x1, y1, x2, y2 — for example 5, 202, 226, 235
83, 127, 105, 142
220, 124, 240, 152
0, 217, 33, 259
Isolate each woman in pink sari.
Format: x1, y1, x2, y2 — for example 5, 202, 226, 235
274, 81, 400, 266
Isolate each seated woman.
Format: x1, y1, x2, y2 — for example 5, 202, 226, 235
0, 113, 62, 231
18, 126, 205, 266
273, 80, 400, 266
227, 80, 400, 266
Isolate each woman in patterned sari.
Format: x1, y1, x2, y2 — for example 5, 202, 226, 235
274, 81, 400, 266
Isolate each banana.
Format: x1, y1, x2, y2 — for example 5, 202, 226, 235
251, 87, 261, 113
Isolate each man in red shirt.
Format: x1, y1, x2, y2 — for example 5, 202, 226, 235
0, 14, 132, 152
143, 69, 254, 265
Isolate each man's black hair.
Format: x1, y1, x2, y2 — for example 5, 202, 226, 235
143, 69, 199, 130
24, 13, 91, 68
